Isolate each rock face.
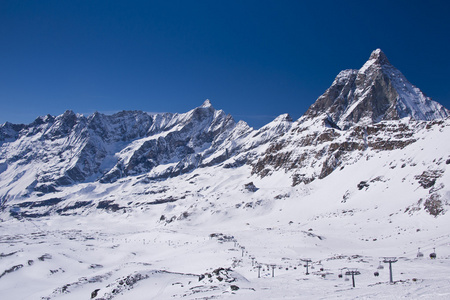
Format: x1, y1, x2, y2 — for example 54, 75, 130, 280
304, 49, 449, 129
251, 117, 426, 184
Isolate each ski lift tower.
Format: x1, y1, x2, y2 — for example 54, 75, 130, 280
257, 264, 262, 278
241, 246, 245, 257
345, 268, 361, 287
271, 264, 276, 277
301, 259, 312, 275
382, 257, 398, 284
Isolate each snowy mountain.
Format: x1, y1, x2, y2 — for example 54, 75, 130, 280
0, 100, 240, 200
304, 49, 449, 129
0, 50, 450, 299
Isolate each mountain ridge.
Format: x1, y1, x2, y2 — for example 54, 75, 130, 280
0, 49, 448, 207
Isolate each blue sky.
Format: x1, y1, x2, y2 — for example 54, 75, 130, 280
1, 0, 449, 128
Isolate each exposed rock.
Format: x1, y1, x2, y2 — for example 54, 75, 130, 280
0, 264, 23, 278
415, 170, 444, 189
244, 182, 258, 192
357, 181, 370, 190
96, 201, 124, 212
91, 289, 100, 299
424, 193, 445, 217
38, 254, 52, 261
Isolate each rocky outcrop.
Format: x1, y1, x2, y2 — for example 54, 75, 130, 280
251, 115, 427, 185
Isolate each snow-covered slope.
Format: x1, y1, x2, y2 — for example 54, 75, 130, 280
0, 50, 449, 299
0, 118, 449, 299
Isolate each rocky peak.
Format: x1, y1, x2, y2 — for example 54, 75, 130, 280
58, 110, 78, 126
357, 49, 393, 79
274, 113, 293, 123
303, 49, 449, 129
250, 113, 293, 144
44, 110, 79, 140
32, 114, 55, 126
368, 48, 390, 66
0, 122, 26, 144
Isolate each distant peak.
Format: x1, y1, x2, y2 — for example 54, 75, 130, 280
201, 99, 212, 108
62, 110, 76, 117
368, 48, 390, 65
273, 113, 293, 122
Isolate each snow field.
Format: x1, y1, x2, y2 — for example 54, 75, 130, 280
1, 116, 449, 299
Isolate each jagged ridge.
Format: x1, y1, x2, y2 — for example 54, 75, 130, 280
0, 49, 449, 205
0, 101, 241, 199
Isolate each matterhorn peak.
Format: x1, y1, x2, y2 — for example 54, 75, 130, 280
368, 48, 390, 65
304, 49, 449, 129
358, 48, 392, 74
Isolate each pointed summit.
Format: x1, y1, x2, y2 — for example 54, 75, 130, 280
369, 48, 390, 65
358, 48, 391, 74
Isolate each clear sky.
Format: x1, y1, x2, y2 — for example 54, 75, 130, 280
1, 0, 449, 128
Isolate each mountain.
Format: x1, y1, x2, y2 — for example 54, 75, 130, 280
0, 49, 448, 208
250, 50, 449, 184
0, 50, 450, 299
304, 49, 449, 129
0, 100, 241, 200
0, 49, 448, 211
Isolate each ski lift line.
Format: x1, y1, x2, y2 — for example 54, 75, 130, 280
12, 209, 45, 234
25, 218, 44, 233
13, 209, 82, 243
416, 233, 450, 250
18, 215, 63, 243
211, 231, 441, 282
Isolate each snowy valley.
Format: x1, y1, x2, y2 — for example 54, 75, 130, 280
1, 49, 450, 299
